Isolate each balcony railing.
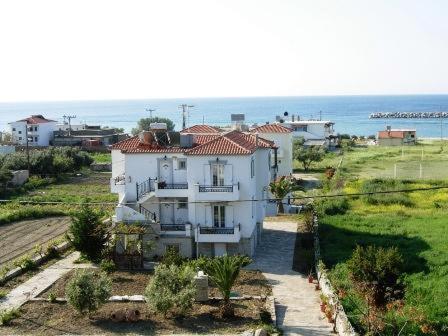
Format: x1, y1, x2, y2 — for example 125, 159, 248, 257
199, 185, 233, 192
139, 204, 157, 222
157, 182, 188, 190
136, 178, 155, 201
199, 226, 235, 234
160, 224, 186, 231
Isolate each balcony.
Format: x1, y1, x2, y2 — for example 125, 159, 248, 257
194, 183, 240, 201
154, 181, 189, 198
195, 224, 241, 243
160, 224, 186, 231
110, 174, 126, 194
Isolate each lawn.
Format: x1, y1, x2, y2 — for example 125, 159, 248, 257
318, 180, 448, 334
89, 152, 112, 163
294, 140, 448, 180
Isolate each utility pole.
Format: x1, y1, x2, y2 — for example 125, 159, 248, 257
63, 115, 76, 136
179, 104, 194, 130
145, 108, 156, 118
319, 110, 322, 121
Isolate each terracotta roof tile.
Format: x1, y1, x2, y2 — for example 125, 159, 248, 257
250, 124, 291, 133
180, 125, 222, 134
17, 115, 56, 124
111, 136, 184, 153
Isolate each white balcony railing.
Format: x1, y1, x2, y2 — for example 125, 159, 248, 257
195, 224, 241, 243
193, 183, 240, 201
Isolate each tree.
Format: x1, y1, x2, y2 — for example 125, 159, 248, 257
66, 269, 111, 315
293, 139, 325, 171
132, 117, 175, 135
67, 202, 109, 262
0, 169, 12, 192
269, 176, 293, 213
145, 264, 196, 317
199, 255, 251, 318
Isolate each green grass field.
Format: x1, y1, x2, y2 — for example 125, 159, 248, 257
294, 140, 448, 180
315, 171, 448, 333
89, 152, 112, 163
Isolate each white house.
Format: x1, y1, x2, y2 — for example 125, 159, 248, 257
111, 124, 275, 259
279, 119, 337, 148
9, 115, 57, 146
250, 123, 293, 178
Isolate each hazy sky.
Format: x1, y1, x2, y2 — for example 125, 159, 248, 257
0, 0, 447, 102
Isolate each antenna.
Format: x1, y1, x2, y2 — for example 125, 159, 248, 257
319, 110, 322, 121
179, 104, 194, 129
63, 115, 76, 136
145, 108, 156, 118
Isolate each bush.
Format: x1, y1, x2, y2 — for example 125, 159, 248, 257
67, 202, 109, 262
48, 291, 57, 303
0, 290, 7, 299
145, 264, 196, 317
347, 245, 403, 307
161, 247, 186, 266
316, 197, 350, 216
45, 241, 60, 259
0, 308, 19, 326
361, 179, 413, 207
66, 269, 111, 315
13, 255, 36, 271
100, 259, 116, 274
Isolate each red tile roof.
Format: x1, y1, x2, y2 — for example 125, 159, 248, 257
185, 131, 274, 156
17, 115, 56, 124
250, 123, 292, 133
111, 136, 184, 153
378, 130, 416, 139
180, 125, 222, 134
112, 130, 275, 155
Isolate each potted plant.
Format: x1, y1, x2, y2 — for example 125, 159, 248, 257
307, 270, 314, 283
325, 306, 334, 323
320, 294, 328, 312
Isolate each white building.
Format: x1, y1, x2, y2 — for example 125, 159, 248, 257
250, 123, 293, 178
279, 119, 336, 147
111, 124, 275, 258
9, 115, 57, 146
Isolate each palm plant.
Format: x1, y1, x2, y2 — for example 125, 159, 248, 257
202, 255, 251, 318
269, 176, 293, 213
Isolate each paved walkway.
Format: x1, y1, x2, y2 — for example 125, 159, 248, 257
248, 220, 333, 336
0, 251, 92, 310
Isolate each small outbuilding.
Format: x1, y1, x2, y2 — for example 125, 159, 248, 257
377, 127, 416, 146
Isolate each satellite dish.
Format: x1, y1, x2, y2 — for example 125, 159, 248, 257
279, 118, 285, 123
284, 111, 289, 117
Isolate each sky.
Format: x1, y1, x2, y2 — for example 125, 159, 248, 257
0, 0, 447, 102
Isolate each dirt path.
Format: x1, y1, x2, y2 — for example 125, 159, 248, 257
0, 216, 71, 267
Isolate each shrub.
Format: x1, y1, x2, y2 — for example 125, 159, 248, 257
361, 179, 413, 207
0, 264, 11, 280
67, 202, 109, 262
316, 197, 350, 216
100, 259, 116, 274
48, 291, 57, 303
13, 255, 36, 271
66, 269, 112, 315
0, 290, 7, 299
0, 308, 19, 326
161, 247, 186, 266
195, 255, 252, 317
45, 241, 60, 259
347, 245, 403, 307
145, 264, 196, 317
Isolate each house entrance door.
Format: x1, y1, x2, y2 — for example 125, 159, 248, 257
159, 160, 173, 184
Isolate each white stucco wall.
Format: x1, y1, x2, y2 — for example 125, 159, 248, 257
255, 133, 293, 177
9, 121, 56, 146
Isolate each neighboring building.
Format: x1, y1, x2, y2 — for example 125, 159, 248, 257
52, 127, 128, 147
9, 115, 57, 146
377, 128, 417, 146
110, 124, 275, 258
56, 123, 89, 132
279, 119, 337, 148
250, 123, 293, 177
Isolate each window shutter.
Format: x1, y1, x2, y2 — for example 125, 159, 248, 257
224, 164, 233, 185
204, 164, 211, 185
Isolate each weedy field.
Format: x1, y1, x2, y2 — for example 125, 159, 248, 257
307, 141, 448, 334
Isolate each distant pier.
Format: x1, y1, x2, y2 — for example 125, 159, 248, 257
369, 112, 448, 119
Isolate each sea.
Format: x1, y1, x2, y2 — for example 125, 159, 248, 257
1, 95, 448, 137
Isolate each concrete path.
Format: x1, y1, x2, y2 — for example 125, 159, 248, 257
0, 251, 92, 311
248, 220, 333, 336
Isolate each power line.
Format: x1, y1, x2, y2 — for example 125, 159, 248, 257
2, 185, 447, 206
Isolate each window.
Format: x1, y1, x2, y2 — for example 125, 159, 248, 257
12, 128, 16, 131
34, 137, 38, 142
178, 201, 188, 209
293, 125, 307, 132
178, 159, 187, 170
18, 131, 22, 134
213, 205, 225, 227
211, 164, 224, 186
34, 127, 38, 131
165, 244, 180, 253
251, 158, 255, 178
18, 137, 22, 140
29, 137, 33, 142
